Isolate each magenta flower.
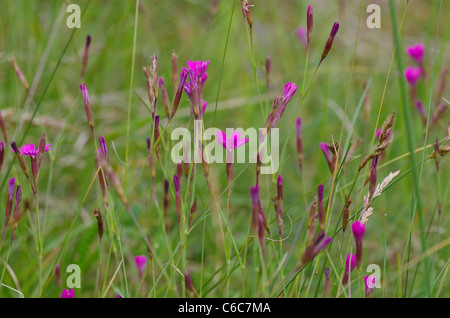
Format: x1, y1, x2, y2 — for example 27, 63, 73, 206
135, 255, 147, 279
186, 60, 210, 86
216, 130, 249, 152
404, 66, 422, 86
80, 83, 94, 131
13, 143, 50, 157
282, 82, 297, 105
60, 289, 75, 298
352, 221, 366, 268
406, 43, 425, 65
297, 27, 307, 47
364, 275, 376, 297
270, 82, 298, 128
183, 60, 210, 119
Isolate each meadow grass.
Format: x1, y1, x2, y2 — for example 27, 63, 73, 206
0, 0, 449, 298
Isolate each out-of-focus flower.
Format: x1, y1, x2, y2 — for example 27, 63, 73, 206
404, 66, 422, 86
60, 289, 75, 298
297, 27, 308, 48
364, 275, 376, 297
135, 255, 147, 279
406, 43, 425, 65
216, 130, 249, 152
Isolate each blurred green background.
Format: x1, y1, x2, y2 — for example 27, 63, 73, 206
0, 0, 449, 297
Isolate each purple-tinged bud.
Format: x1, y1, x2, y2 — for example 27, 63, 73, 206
342, 253, 356, 285
81, 35, 92, 78
433, 138, 440, 172
174, 174, 182, 227
159, 77, 171, 118
301, 231, 332, 266
38, 133, 46, 169
134, 255, 147, 280
320, 142, 335, 173
11, 185, 22, 243
10, 142, 32, 189
265, 55, 271, 75
188, 198, 197, 228
352, 221, 366, 268
98, 136, 109, 164
0, 141, 4, 173
257, 213, 265, 256
171, 68, 188, 119
241, 0, 253, 29
414, 100, 427, 125
404, 66, 421, 86
296, 118, 303, 171
342, 195, 351, 232
184, 268, 194, 294
319, 22, 340, 66
93, 208, 104, 240
307, 197, 317, 230
324, 267, 331, 298
55, 263, 61, 288
276, 174, 283, 236
365, 275, 376, 298
265, 55, 271, 91
317, 184, 325, 231
154, 115, 161, 159
2, 178, 15, 244
163, 179, 170, 232
60, 289, 75, 298
306, 5, 313, 47
80, 83, 95, 131
250, 186, 260, 230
